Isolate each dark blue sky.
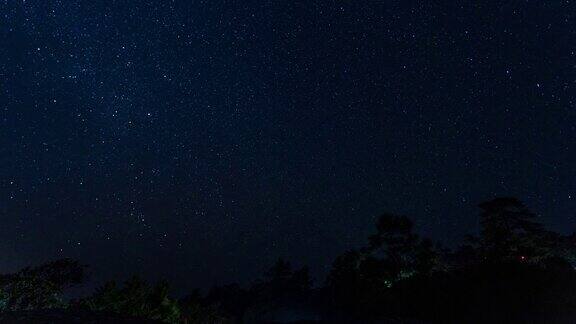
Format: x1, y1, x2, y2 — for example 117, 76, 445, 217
1, 1, 575, 293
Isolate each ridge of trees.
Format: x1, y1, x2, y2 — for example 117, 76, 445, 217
1, 197, 575, 323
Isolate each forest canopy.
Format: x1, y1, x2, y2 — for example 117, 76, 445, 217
1, 197, 575, 323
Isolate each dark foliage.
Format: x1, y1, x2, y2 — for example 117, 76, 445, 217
0, 258, 85, 311
2, 197, 576, 323
320, 198, 576, 323
76, 276, 180, 323
477, 197, 559, 262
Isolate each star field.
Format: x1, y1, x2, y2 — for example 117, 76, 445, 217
1, 1, 576, 292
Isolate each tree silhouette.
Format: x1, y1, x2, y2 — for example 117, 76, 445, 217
478, 197, 558, 262
251, 258, 312, 304
78, 276, 180, 323
202, 284, 251, 323
366, 214, 441, 282
178, 290, 231, 324
326, 213, 442, 320
241, 258, 316, 323
3, 196, 576, 323
0, 258, 85, 311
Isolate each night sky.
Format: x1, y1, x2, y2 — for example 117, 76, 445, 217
1, 1, 575, 293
